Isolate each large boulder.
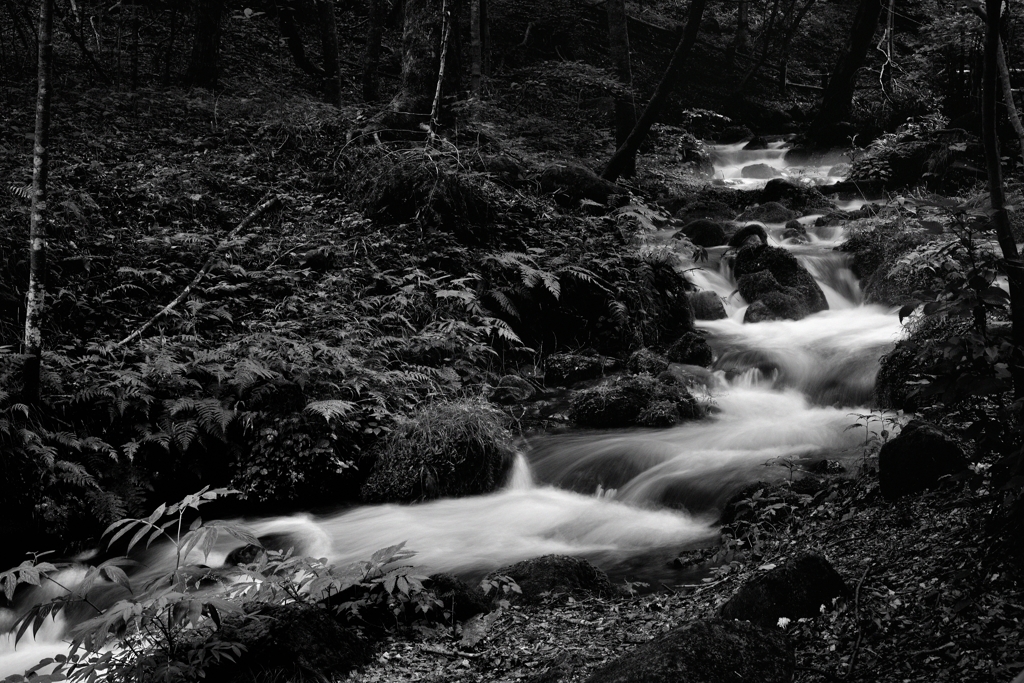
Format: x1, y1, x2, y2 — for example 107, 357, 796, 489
741, 163, 779, 180
207, 603, 372, 683
427, 573, 491, 622
679, 219, 727, 248
738, 270, 784, 303
487, 555, 613, 605
736, 201, 799, 223
744, 291, 807, 323
361, 400, 517, 503
627, 348, 671, 375
688, 290, 728, 320
538, 162, 624, 206
733, 244, 828, 316
878, 420, 970, 500
665, 331, 714, 367
727, 223, 769, 249
568, 374, 700, 428
585, 619, 794, 683
720, 554, 850, 627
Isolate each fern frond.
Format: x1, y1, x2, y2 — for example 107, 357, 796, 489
305, 399, 358, 422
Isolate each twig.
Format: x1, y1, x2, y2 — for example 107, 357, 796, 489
420, 644, 484, 658
843, 564, 871, 679
117, 196, 281, 347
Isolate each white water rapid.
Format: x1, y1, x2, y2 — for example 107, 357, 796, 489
0, 144, 903, 680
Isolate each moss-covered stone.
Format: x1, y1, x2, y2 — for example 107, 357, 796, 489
665, 331, 714, 367
733, 244, 828, 316
361, 400, 517, 503
487, 555, 614, 605
679, 219, 727, 248
720, 554, 850, 627
736, 201, 798, 223
688, 290, 728, 320
568, 374, 700, 428
545, 353, 605, 386
744, 291, 807, 322
727, 223, 768, 249
627, 348, 670, 375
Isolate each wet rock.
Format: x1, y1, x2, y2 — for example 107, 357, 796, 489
678, 219, 727, 247
741, 163, 779, 180
744, 291, 807, 323
208, 603, 372, 683
718, 125, 754, 144
585, 618, 794, 683
828, 163, 852, 178
781, 220, 809, 242
545, 353, 604, 386
743, 136, 770, 151
627, 348, 670, 375
727, 223, 769, 249
659, 363, 718, 392
688, 290, 728, 320
738, 270, 784, 303
672, 199, 736, 224
427, 573, 491, 622
878, 420, 970, 500
677, 133, 715, 177
734, 244, 828, 315
479, 154, 524, 184
488, 375, 538, 404
720, 554, 850, 627
736, 201, 799, 223
568, 374, 700, 428
538, 162, 624, 206
488, 555, 613, 605
760, 178, 832, 212
665, 331, 714, 368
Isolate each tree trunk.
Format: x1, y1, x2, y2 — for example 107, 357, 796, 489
727, 0, 749, 69
277, 0, 326, 77
983, 0, 1024, 399
607, 0, 636, 177
806, 0, 884, 143
734, 0, 779, 93
317, 0, 343, 106
184, 0, 225, 88
390, 0, 446, 125
778, 0, 817, 95
601, 0, 706, 182
24, 0, 54, 404
363, 0, 384, 100
470, 0, 483, 95
997, 37, 1024, 161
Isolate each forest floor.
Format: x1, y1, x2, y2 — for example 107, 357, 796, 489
339, 465, 1023, 683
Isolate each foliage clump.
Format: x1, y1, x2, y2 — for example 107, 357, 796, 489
361, 399, 517, 503
568, 374, 700, 429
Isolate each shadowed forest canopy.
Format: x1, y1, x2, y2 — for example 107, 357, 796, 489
1, 0, 1024, 682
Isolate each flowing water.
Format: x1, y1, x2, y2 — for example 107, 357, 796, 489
0, 145, 904, 678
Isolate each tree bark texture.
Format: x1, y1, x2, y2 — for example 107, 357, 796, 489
470, 0, 483, 95
601, 0, 706, 182
997, 37, 1024, 160
607, 0, 636, 177
363, 0, 384, 100
983, 0, 1024, 399
806, 0, 885, 142
185, 0, 225, 88
317, 0, 344, 106
391, 0, 446, 124
277, 0, 326, 77
24, 0, 54, 403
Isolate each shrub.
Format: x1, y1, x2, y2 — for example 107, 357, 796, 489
361, 399, 517, 503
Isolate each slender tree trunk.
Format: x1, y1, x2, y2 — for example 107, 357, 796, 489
602, 0, 706, 182
390, 0, 445, 125
24, 0, 54, 404
470, 0, 483, 95
983, 0, 1024, 399
778, 0, 817, 95
55, 0, 112, 84
184, 0, 225, 88
997, 38, 1024, 160
317, 0, 343, 106
130, 1, 139, 90
734, 0, 779, 92
607, 0, 636, 177
277, 0, 325, 77
363, 0, 384, 100
727, 0, 749, 69
806, 0, 885, 142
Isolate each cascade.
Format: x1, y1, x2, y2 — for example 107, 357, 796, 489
0, 143, 902, 679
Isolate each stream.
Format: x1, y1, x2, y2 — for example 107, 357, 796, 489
0, 142, 903, 678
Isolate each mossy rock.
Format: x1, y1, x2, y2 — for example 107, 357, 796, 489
878, 420, 970, 500
737, 270, 784, 303
361, 400, 517, 503
538, 162, 624, 206
427, 573, 492, 622
733, 244, 828, 315
727, 223, 768, 249
736, 201, 799, 223
487, 555, 614, 605
665, 332, 714, 368
585, 619, 794, 683
760, 178, 832, 212
688, 290, 727, 320
488, 375, 538, 404
679, 219, 727, 248
741, 163, 779, 180
545, 353, 605, 385
627, 348, 670, 375
720, 554, 850, 627
568, 374, 700, 428
744, 291, 807, 323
